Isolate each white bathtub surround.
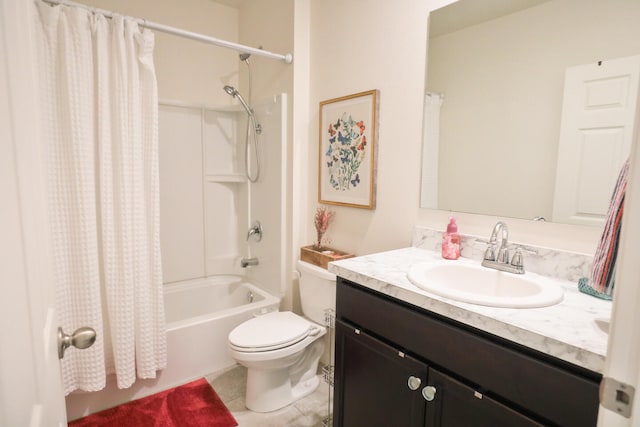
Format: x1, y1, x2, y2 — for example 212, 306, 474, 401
35, 3, 165, 394
412, 225, 594, 282
66, 276, 279, 421
159, 95, 288, 299
329, 247, 612, 374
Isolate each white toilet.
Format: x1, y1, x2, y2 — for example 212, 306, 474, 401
228, 259, 336, 413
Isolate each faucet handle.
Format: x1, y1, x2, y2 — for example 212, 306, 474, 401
510, 248, 524, 269
247, 221, 262, 242
483, 244, 497, 261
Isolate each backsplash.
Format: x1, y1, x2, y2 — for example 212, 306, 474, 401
412, 226, 593, 283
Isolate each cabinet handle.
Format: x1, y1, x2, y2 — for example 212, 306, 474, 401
407, 376, 422, 391
422, 385, 437, 401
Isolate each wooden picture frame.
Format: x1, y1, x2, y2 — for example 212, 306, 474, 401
318, 89, 378, 209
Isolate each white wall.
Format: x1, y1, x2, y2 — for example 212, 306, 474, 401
305, 0, 430, 256
78, 0, 240, 105
238, 0, 293, 101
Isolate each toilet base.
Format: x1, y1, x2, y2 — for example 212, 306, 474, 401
246, 372, 321, 413
229, 311, 327, 413
243, 338, 325, 413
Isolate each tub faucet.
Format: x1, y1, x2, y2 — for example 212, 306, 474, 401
481, 222, 524, 274
241, 257, 259, 268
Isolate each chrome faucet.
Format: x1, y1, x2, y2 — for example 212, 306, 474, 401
241, 257, 259, 268
481, 222, 524, 274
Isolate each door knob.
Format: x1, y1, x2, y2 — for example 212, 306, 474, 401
407, 376, 422, 391
58, 326, 96, 359
422, 385, 437, 401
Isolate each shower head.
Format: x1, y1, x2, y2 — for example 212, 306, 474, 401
223, 85, 237, 97
223, 85, 252, 116
222, 85, 261, 134
239, 52, 251, 62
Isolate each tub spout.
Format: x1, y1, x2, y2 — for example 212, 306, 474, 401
241, 257, 259, 268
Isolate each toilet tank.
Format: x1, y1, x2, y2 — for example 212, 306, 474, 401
296, 260, 337, 325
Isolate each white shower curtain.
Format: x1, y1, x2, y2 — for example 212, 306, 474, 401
34, 2, 166, 394
421, 92, 444, 209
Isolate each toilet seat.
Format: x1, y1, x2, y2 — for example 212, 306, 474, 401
229, 311, 319, 352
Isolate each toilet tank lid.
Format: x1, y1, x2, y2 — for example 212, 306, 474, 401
297, 259, 337, 280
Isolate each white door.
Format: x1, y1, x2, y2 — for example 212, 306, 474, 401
597, 86, 640, 425
0, 1, 67, 425
552, 55, 640, 226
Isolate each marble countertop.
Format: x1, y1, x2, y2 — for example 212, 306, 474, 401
328, 247, 612, 374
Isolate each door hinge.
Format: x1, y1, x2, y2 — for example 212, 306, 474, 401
600, 376, 635, 418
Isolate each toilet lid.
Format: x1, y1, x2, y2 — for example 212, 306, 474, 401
229, 311, 313, 352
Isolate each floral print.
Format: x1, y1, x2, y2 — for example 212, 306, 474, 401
325, 113, 367, 190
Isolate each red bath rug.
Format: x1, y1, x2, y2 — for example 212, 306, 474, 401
68, 378, 238, 427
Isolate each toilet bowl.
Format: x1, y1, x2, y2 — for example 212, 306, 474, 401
227, 260, 336, 413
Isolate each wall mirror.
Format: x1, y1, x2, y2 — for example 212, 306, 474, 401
420, 0, 640, 227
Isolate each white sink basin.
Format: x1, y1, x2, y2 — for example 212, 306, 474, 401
407, 260, 564, 308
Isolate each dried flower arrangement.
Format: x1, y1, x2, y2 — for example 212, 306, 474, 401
301, 206, 354, 269
314, 206, 335, 250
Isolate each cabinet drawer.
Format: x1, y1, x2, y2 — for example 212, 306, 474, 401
337, 278, 601, 427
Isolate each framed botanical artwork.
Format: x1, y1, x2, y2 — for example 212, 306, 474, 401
318, 89, 378, 209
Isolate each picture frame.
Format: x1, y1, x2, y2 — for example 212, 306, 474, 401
318, 89, 378, 209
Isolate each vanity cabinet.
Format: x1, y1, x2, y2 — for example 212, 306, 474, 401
333, 278, 601, 427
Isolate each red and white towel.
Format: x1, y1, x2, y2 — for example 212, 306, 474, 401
586, 158, 630, 298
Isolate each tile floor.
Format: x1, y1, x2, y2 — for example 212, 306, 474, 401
206, 365, 332, 427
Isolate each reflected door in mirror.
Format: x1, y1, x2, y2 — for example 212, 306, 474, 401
552, 55, 640, 226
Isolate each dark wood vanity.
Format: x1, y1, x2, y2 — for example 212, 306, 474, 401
333, 277, 601, 426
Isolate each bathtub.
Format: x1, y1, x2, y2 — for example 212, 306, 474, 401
66, 276, 280, 421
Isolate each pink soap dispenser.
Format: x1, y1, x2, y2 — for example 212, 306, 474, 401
442, 217, 461, 260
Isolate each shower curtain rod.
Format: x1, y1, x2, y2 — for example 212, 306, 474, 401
40, 0, 294, 64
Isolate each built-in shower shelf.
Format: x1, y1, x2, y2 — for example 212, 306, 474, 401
205, 174, 247, 183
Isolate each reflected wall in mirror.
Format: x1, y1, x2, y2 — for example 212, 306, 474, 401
420, 0, 640, 227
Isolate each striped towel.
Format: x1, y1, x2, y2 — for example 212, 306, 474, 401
580, 158, 630, 299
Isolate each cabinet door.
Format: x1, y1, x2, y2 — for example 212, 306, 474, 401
334, 320, 428, 427
425, 367, 543, 427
